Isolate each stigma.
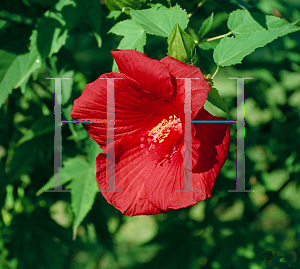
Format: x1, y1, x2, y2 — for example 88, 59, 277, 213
140, 115, 183, 153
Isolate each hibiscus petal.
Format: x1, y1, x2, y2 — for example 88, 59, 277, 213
145, 108, 230, 211
192, 109, 230, 174
72, 71, 184, 215
111, 50, 173, 99
71, 72, 175, 147
96, 133, 169, 216
160, 56, 211, 119
71, 50, 230, 216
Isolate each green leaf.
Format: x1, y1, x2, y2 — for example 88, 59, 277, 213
0, 52, 29, 108
198, 12, 214, 40
108, 19, 146, 51
228, 9, 300, 36
167, 23, 196, 63
130, 4, 189, 37
79, 0, 102, 47
227, 9, 264, 36
106, 0, 141, 11
65, 163, 99, 239
109, 19, 146, 72
15, 0, 78, 88
36, 157, 91, 195
213, 20, 300, 67
207, 88, 232, 119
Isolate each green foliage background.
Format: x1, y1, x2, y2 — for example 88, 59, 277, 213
1, 0, 300, 268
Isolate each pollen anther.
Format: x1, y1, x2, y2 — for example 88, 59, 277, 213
148, 115, 181, 144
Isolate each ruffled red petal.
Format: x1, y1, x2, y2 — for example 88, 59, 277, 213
71, 72, 175, 147
111, 50, 173, 99
145, 108, 230, 211
160, 56, 211, 119
96, 133, 166, 216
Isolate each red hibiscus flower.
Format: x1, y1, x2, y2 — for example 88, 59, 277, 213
71, 49, 230, 216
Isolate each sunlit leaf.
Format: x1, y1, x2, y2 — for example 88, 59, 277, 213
130, 4, 188, 37
109, 19, 146, 71
228, 9, 300, 36
214, 20, 300, 66
108, 19, 146, 51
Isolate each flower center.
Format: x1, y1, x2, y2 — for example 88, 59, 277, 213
149, 115, 181, 143
140, 115, 182, 154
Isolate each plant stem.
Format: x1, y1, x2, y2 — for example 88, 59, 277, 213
188, 0, 207, 18
197, 31, 232, 44
166, 0, 172, 8
211, 65, 219, 80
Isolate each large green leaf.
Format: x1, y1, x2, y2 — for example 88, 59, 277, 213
0, 24, 31, 106
15, 0, 78, 88
227, 9, 264, 35
0, 51, 28, 108
109, 19, 146, 72
65, 163, 99, 239
130, 4, 188, 37
214, 20, 300, 66
228, 9, 300, 36
108, 19, 146, 51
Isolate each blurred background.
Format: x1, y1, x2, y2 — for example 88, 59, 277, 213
0, 0, 300, 268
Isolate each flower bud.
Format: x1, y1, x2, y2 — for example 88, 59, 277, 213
167, 23, 196, 64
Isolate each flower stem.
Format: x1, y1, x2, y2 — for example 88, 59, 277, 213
197, 31, 232, 44
211, 65, 220, 80
188, 0, 207, 18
